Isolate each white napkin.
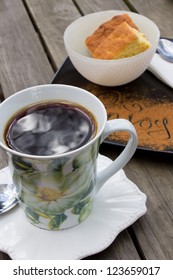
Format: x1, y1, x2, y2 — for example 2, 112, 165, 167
148, 53, 173, 88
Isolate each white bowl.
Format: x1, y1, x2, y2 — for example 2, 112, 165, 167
64, 10, 160, 86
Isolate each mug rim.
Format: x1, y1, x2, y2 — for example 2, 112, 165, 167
0, 84, 107, 159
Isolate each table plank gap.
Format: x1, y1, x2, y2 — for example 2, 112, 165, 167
0, 252, 11, 260
128, 0, 173, 37
100, 144, 173, 259
127, 226, 146, 260
123, 0, 138, 13
74, 0, 130, 14
125, 153, 173, 259
0, 0, 53, 98
0, 84, 5, 103
24, 0, 81, 70
72, 0, 84, 16
22, 0, 57, 72
84, 230, 140, 260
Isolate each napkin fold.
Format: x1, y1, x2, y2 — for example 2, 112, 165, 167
148, 53, 173, 88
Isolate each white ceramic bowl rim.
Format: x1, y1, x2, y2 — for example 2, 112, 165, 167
64, 10, 160, 62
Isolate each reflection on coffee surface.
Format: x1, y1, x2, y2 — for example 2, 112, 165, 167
5, 102, 97, 156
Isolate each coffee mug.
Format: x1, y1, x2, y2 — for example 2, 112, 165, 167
0, 84, 138, 230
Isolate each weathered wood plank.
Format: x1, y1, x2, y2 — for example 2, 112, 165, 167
24, 0, 130, 70
128, 0, 173, 37
100, 144, 173, 259
125, 152, 173, 259
24, 0, 81, 70
0, 0, 53, 99
84, 230, 140, 260
74, 0, 129, 14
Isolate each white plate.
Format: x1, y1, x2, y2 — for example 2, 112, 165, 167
0, 154, 147, 260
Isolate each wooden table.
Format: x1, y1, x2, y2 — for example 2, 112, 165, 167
0, 0, 173, 260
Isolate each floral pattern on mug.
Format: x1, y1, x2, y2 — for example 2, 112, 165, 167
10, 142, 99, 230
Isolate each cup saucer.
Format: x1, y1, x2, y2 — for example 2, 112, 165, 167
0, 154, 147, 260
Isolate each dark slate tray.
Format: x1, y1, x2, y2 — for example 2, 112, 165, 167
52, 54, 173, 153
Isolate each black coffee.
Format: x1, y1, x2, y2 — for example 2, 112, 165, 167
5, 102, 97, 156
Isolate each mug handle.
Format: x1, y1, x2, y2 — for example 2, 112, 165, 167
96, 119, 138, 193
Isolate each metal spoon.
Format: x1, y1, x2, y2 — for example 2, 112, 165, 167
157, 38, 173, 63
0, 183, 18, 214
